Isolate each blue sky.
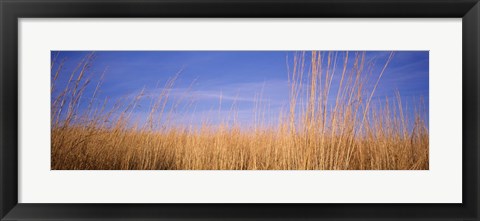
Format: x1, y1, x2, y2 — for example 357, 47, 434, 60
51, 51, 428, 129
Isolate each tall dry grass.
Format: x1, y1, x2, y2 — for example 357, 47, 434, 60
51, 51, 428, 170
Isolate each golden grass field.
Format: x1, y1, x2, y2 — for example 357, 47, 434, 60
51, 51, 429, 170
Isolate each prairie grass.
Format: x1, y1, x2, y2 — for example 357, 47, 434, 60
51, 51, 429, 170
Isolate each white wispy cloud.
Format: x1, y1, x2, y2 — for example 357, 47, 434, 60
127, 79, 290, 104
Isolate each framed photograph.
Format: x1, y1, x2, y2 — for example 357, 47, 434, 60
1, 0, 479, 220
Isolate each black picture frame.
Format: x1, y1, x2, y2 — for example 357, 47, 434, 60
1, 0, 479, 220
